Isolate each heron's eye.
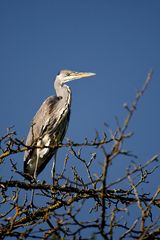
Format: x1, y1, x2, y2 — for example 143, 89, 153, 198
66, 73, 71, 76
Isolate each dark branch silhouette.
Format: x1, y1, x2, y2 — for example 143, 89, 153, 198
0, 71, 160, 239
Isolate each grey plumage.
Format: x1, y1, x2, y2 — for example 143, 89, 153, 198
24, 70, 96, 180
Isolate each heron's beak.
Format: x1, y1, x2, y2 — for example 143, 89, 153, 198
76, 72, 96, 78
69, 72, 96, 81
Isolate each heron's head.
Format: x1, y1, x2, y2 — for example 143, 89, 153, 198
56, 70, 96, 85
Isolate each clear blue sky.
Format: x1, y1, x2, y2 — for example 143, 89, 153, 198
0, 1, 160, 187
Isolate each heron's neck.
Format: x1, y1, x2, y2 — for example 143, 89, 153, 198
54, 81, 72, 106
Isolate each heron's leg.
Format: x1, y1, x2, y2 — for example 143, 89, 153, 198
51, 152, 57, 185
30, 150, 39, 208
34, 148, 40, 179
30, 186, 36, 209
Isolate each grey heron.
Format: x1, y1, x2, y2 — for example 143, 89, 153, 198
24, 70, 96, 180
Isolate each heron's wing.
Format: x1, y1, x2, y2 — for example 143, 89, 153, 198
24, 96, 60, 159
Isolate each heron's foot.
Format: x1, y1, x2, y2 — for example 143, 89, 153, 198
52, 176, 58, 186
29, 189, 38, 209
29, 200, 38, 210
